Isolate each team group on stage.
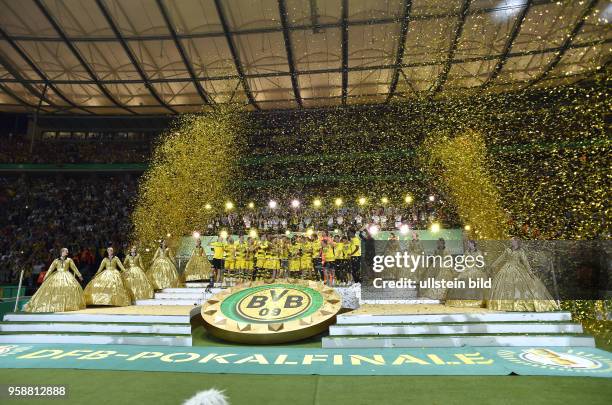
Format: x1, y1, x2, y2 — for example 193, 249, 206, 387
206, 231, 363, 286
24, 227, 558, 314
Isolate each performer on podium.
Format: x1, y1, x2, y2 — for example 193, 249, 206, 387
123, 246, 154, 300
24, 247, 85, 312
488, 237, 558, 312
183, 237, 213, 281
147, 239, 180, 290
84, 247, 131, 306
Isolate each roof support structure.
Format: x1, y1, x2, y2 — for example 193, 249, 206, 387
527, 0, 598, 87
213, 0, 259, 109
0, 82, 39, 109
5, 0, 560, 44
0, 51, 52, 111
155, 0, 211, 106
97, 0, 177, 114
341, 0, 349, 105
386, 0, 413, 102
0, 27, 91, 114
430, 0, 471, 95
0, 39, 605, 86
278, 0, 303, 107
33, 0, 135, 114
481, 0, 532, 88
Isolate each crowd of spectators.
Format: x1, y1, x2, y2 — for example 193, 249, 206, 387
0, 174, 138, 293
0, 135, 151, 164
206, 202, 457, 235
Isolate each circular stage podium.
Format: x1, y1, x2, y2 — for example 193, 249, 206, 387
200, 281, 342, 344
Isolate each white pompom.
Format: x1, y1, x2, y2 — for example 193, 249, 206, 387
182, 388, 229, 405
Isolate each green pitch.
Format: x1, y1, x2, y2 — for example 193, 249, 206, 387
1, 369, 611, 405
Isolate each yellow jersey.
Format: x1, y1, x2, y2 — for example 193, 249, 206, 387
256, 241, 268, 259
224, 243, 236, 260
301, 241, 313, 259
335, 242, 346, 260
210, 241, 225, 259
323, 244, 335, 261
235, 242, 246, 259
312, 240, 321, 258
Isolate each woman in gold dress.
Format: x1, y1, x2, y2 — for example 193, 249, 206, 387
148, 239, 180, 290
488, 238, 558, 312
25, 248, 85, 312
122, 246, 154, 300
84, 247, 131, 306
446, 240, 490, 308
183, 237, 213, 282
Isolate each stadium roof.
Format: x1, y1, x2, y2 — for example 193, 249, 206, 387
0, 0, 609, 115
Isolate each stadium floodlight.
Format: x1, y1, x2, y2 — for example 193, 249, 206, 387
334, 198, 343, 207
248, 229, 258, 238
192, 231, 200, 239
248, 202, 255, 209
492, 0, 527, 21
220, 230, 229, 239
428, 195, 435, 202
358, 197, 367, 205
225, 201, 234, 210
205, 203, 212, 210
268, 200, 277, 209
313, 198, 322, 208
291, 199, 300, 208
404, 194, 413, 204
431, 222, 441, 233
368, 224, 379, 235
464, 225, 471, 231
400, 224, 410, 235
381, 197, 389, 204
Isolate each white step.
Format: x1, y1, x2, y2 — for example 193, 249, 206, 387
322, 335, 596, 348
329, 322, 583, 336
0, 322, 191, 334
161, 288, 224, 294
336, 312, 573, 325
135, 299, 202, 306
0, 334, 192, 346
155, 292, 205, 299
360, 299, 440, 305
3, 313, 190, 324
183, 282, 224, 288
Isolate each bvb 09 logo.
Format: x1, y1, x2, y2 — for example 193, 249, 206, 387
237, 287, 312, 322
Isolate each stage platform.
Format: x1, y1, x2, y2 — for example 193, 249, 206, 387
0, 284, 597, 350
323, 310, 594, 349
0, 305, 197, 347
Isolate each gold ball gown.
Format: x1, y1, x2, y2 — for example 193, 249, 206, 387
382, 239, 404, 280
488, 247, 559, 312
407, 239, 424, 286
446, 249, 490, 308
84, 256, 131, 306
183, 246, 213, 281
419, 248, 455, 300
123, 253, 154, 300
147, 247, 180, 290
24, 258, 85, 312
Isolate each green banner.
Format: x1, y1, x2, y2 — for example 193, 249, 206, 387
0, 344, 610, 377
